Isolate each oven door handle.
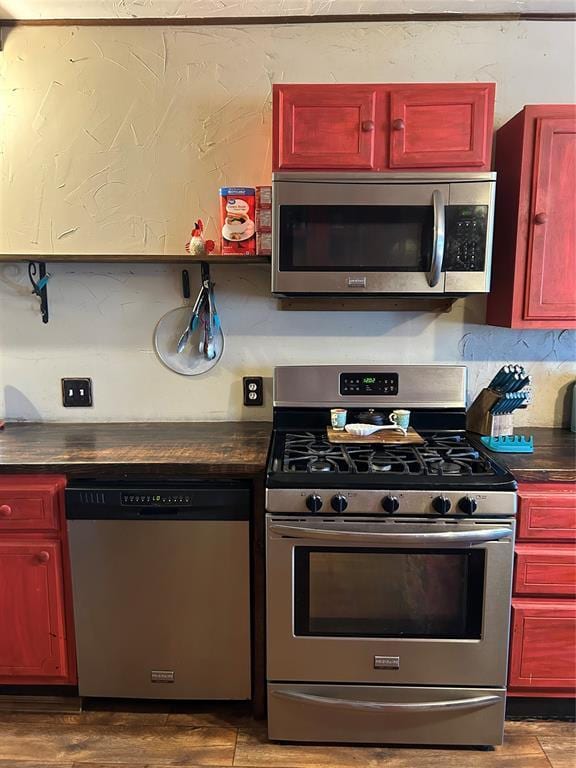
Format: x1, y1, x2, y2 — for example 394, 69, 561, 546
272, 689, 501, 712
428, 188, 446, 287
268, 524, 513, 545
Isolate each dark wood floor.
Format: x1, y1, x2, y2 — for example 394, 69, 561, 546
0, 701, 573, 767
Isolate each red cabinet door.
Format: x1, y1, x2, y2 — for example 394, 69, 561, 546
524, 116, 576, 321
274, 85, 378, 170
509, 600, 576, 691
0, 540, 69, 681
389, 84, 494, 170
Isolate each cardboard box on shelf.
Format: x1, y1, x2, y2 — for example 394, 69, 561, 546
219, 187, 256, 255
256, 231, 272, 256
256, 186, 272, 208
255, 208, 272, 232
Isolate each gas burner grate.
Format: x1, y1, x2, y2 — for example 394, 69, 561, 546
282, 432, 352, 473
347, 446, 423, 475
278, 431, 496, 478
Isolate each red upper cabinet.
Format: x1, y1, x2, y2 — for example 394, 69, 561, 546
0, 540, 69, 681
273, 83, 495, 172
389, 84, 495, 170
486, 105, 576, 329
273, 85, 379, 170
524, 117, 576, 321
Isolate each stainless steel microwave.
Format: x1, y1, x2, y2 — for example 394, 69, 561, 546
272, 172, 496, 296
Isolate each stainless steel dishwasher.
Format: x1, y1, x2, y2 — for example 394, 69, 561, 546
66, 480, 251, 699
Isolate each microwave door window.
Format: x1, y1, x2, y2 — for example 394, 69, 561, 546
293, 548, 485, 639
279, 205, 433, 272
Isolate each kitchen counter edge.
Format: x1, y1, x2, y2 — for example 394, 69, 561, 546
0, 421, 272, 479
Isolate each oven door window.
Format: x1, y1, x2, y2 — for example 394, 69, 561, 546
279, 205, 433, 271
294, 547, 485, 639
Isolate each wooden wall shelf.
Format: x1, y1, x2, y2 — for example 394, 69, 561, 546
0, 254, 270, 265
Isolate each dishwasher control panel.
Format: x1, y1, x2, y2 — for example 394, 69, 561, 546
121, 492, 192, 506
66, 482, 251, 520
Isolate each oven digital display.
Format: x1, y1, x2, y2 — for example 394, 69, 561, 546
340, 372, 399, 396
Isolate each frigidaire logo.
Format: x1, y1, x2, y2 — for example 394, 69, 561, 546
374, 656, 400, 670
151, 670, 175, 683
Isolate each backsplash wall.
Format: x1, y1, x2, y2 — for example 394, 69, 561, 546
0, 21, 574, 424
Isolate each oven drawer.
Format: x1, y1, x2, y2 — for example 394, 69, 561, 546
514, 545, 576, 597
267, 683, 506, 746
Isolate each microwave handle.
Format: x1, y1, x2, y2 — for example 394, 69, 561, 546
428, 189, 446, 287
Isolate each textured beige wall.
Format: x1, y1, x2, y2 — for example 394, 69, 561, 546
3, 1, 574, 20
0, 20, 575, 423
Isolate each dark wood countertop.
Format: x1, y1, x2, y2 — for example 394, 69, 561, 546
0, 422, 572, 484
485, 427, 575, 484
0, 422, 272, 479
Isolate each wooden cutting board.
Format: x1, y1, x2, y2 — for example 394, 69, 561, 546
327, 426, 425, 446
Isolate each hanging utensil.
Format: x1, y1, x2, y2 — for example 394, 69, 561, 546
155, 305, 224, 376
177, 282, 207, 354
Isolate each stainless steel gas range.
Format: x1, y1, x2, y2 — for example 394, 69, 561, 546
265, 365, 517, 748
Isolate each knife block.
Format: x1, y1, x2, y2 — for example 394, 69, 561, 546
467, 387, 514, 437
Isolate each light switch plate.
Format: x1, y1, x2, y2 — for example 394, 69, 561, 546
62, 378, 93, 407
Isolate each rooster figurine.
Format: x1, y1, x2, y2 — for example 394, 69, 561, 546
186, 219, 215, 258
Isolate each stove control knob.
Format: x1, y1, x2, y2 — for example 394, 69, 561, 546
331, 494, 348, 513
432, 495, 452, 515
306, 494, 323, 513
381, 495, 400, 514
459, 496, 478, 515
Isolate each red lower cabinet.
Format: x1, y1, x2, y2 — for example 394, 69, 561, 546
509, 601, 576, 692
508, 483, 576, 697
0, 475, 76, 685
0, 540, 68, 680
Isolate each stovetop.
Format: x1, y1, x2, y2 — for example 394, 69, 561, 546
267, 429, 517, 491
281, 431, 493, 476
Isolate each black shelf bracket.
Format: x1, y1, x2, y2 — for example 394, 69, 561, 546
28, 261, 51, 324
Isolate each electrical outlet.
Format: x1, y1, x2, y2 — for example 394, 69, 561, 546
243, 376, 263, 406
62, 378, 93, 407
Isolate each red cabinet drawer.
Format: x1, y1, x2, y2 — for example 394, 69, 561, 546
388, 84, 494, 170
509, 600, 576, 691
514, 545, 576, 597
0, 476, 65, 532
0, 539, 69, 681
274, 85, 378, 170
518, 490, 576, 542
